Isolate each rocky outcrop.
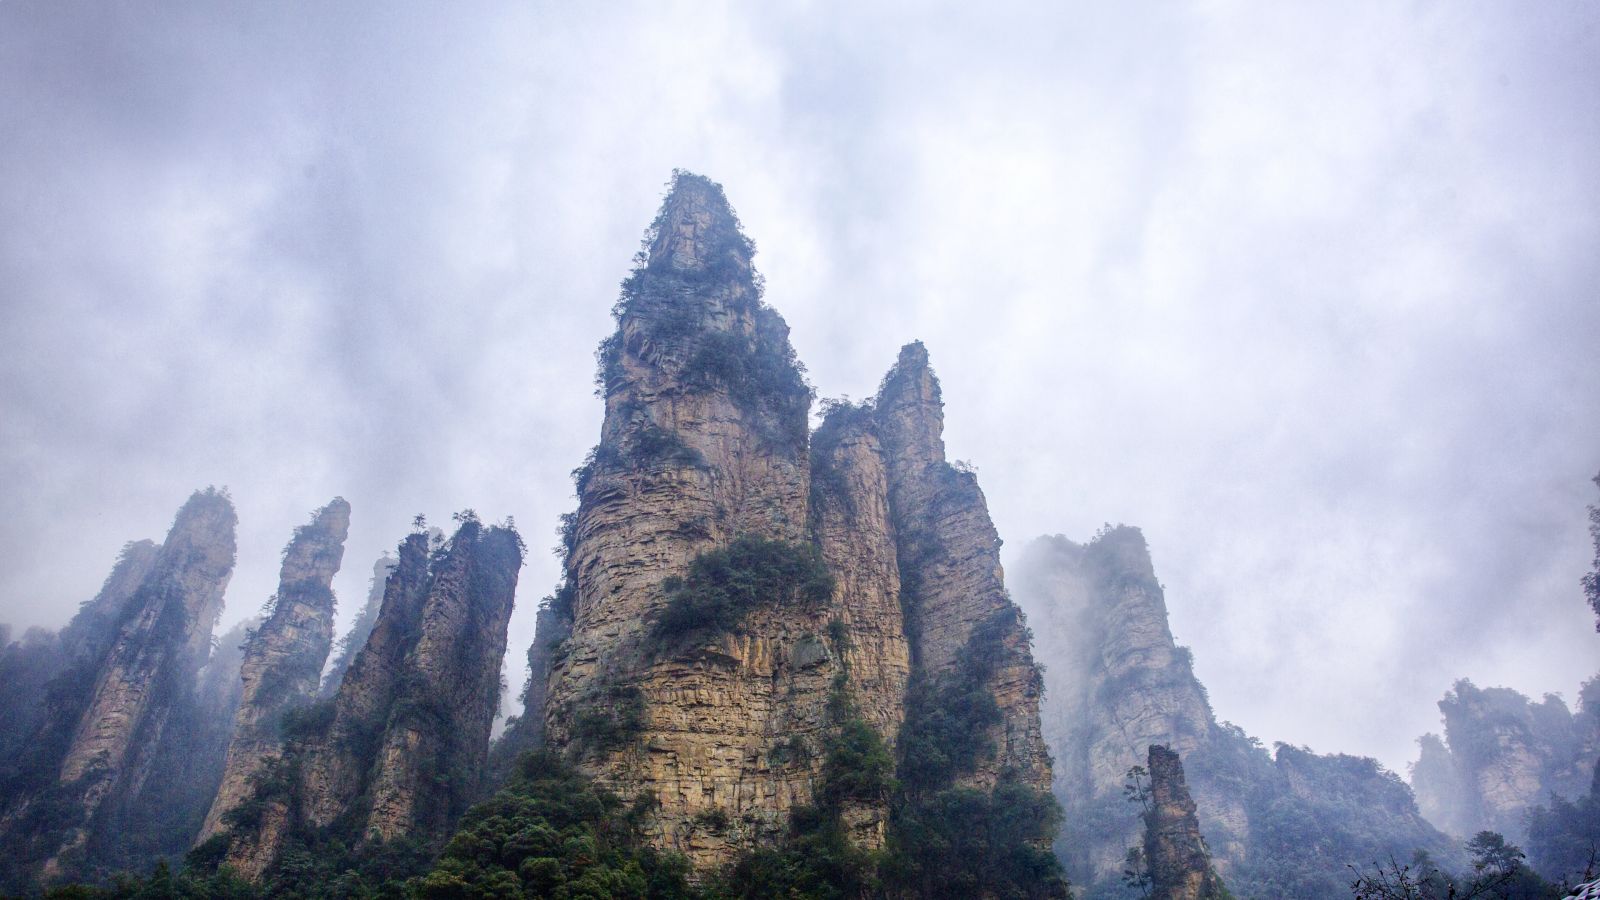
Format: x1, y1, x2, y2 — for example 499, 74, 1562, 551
1411, 732, 1471, 837
529, 172, 1050, 874
219, 517, 522, 879
198, 499, 350, 842
0, 489, 236, 886
539, 172, 835, 869
1145, 745, 1230, 900
876, 344, 1051, 795
1410, 677, 1600, 843
809, 404, 912, 845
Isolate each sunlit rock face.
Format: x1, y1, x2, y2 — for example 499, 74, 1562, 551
198, 498, 350, 843
219, 519, 522, 879
525, 172, 1049, 872
1411, 677, 1600, 844
0, 489, 236, 887
1145, 745, 1229, 900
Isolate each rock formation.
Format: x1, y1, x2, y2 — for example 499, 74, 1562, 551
0, 540, 161, 791
0, 489, 236, 887
1015, 525, 1456, 899
217, 516, 522, 879
198, 498, 350, 842
1145, 745, 1230, 900
1410, 677, 1600, 843
525, 171, 1050, 874
1015, 527, 1238, 883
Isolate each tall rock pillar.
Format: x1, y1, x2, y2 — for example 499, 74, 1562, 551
198, 498, 350, 842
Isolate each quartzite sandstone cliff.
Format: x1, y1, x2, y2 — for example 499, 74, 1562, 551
526, 172, 1051, 872
1145, 745, 1230, 900
218, 517, 522, 879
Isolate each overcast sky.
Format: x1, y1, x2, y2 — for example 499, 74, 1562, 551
2, 0, 1596, 774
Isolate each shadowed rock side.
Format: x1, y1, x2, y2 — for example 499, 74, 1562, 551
1016, 526, 1458, 900
0, 540, 160, 793
1145, 745, 1230, 900
0, 489, 236, 888
525, 173, 1050, 875
198, 499, 351, 842
1410, 676, 1600, 843
100, 617, 257, 872
218, 518, 522, 879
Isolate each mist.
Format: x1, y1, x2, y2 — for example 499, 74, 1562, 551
2, 0, 1597, 787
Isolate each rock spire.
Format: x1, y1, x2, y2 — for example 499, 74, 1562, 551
198, 498, 350, 843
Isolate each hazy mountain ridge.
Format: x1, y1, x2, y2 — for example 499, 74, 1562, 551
1014, 526, 1463, 899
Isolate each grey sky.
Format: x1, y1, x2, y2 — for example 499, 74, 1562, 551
1, 1, 1595, 774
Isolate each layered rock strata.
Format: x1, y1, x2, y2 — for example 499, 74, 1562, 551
1145, 745, 1230, 900
219, 518, 522, 879
528, 172, 1049, 872
198, 498, 350, 842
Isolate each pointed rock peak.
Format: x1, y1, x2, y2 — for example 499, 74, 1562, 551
877, 341, 941, 406
896, 339, 930, 371
315, 497, 352, 529
280, 498, 352, 584
644, 170, 753, 274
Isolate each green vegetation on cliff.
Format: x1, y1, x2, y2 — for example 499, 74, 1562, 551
651, 536, 835, 646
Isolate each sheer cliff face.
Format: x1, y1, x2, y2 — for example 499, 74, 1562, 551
221, 519, 522, 879
1146, 745, 1229, 900
1411, 677, 1600, 842
0, 490, 237, 885
199, 499, 350, 843
1015, 527, 1231, 882
533, 173, 1049, 872
542, 174, 829, 868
